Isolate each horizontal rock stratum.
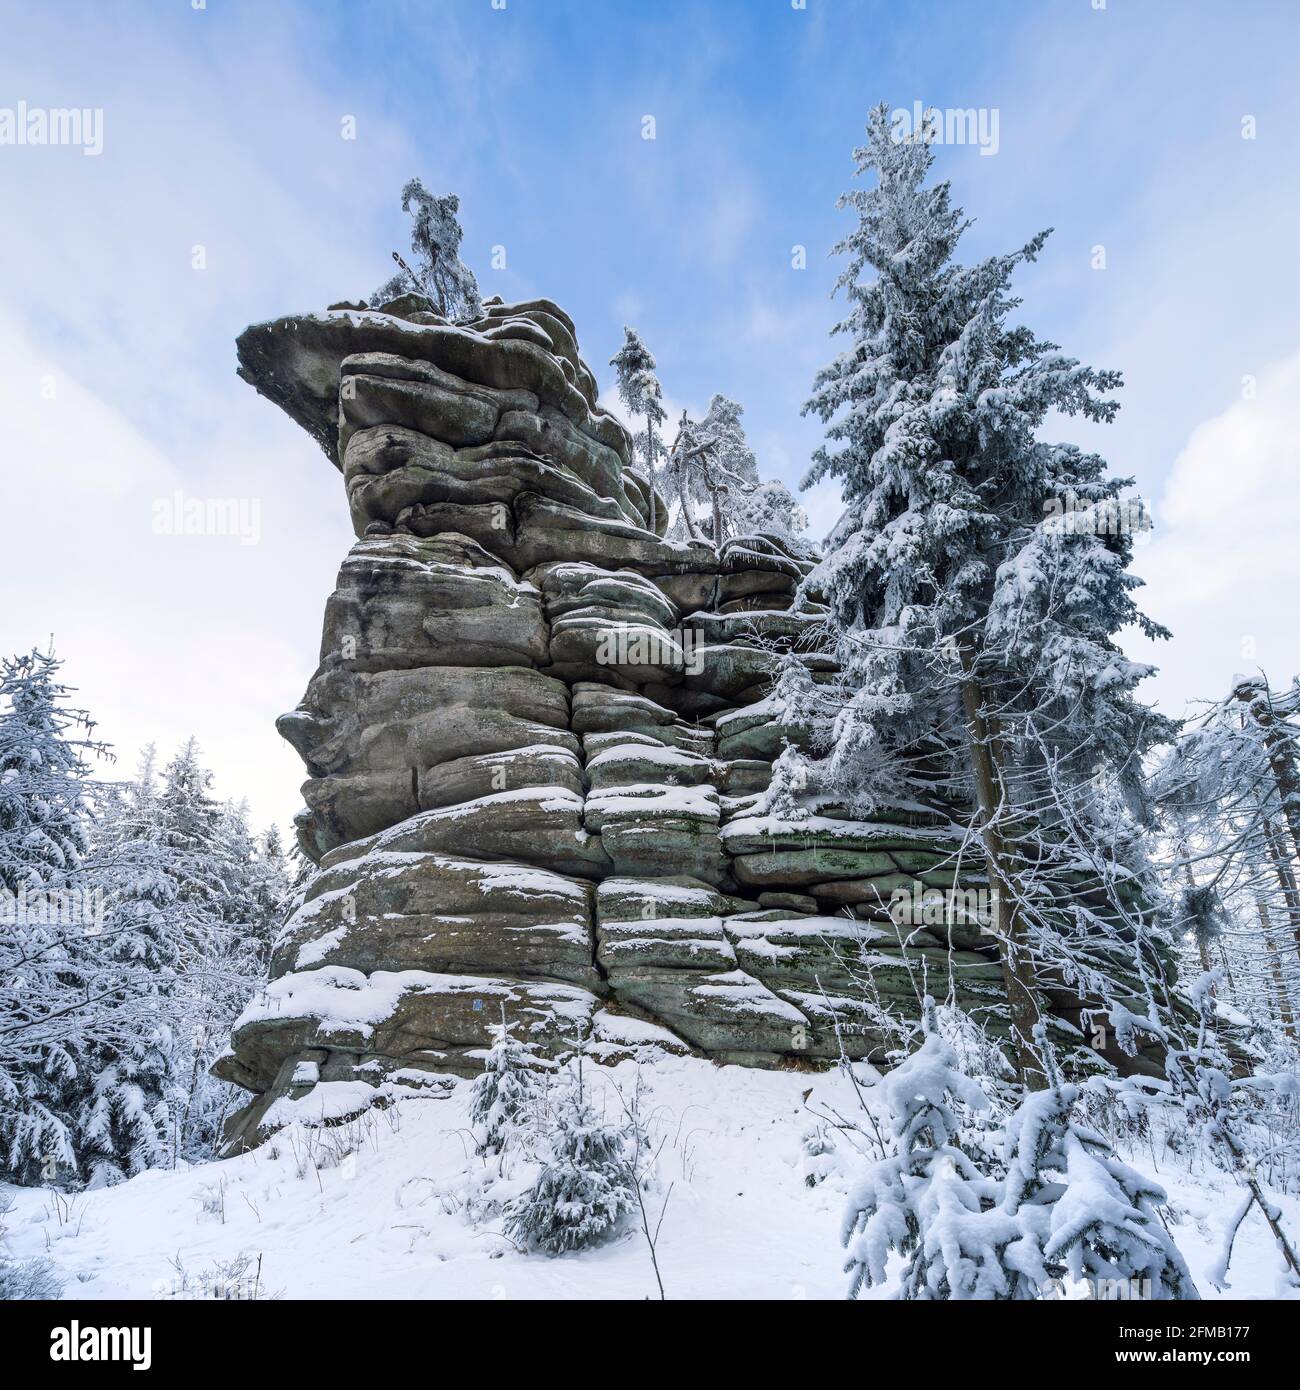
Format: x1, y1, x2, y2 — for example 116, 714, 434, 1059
216, 293, 1159, 1150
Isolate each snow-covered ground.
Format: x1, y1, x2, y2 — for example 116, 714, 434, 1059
4, 1056, 1298, 1301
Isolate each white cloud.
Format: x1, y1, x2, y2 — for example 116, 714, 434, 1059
0, 308, 350, 832
1127, 350, 1300, 714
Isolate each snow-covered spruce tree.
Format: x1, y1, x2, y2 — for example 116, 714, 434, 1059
148, 745, 285, 1164
0, 649, 118, 1184
214, 801, 289, 984
504, 1049, 635, 1255
469, 1009, 546, 1156
0, 650, 106, 895
660, 397, 765, 543
609, 326, 667, 532
172, 788, 286, 1162
83, 741, 286, 1179
78, 750, 178, 1182
246, 822, 291, 979
102, 739, 231, 1174
1000, 1028, 1198, 1299
661, 410, 711, 541
841, 997, 1012, 1298
843, 1002, 1198, 1299
370, 179, 482, 322
651, 390, 809, 548
695, 394, 758, 541
733, 479, 814, 555
785, 103, 1175, 1086
661, 405, 734, 539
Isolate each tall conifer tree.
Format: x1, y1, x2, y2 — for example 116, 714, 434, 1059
786, 105, 1174, 1085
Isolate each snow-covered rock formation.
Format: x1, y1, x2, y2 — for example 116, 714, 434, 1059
215, 293, 1083, 1150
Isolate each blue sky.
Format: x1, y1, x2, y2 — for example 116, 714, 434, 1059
2, 0, 1298, 832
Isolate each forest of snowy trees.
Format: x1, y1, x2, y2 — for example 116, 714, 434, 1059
0, 649, 289, 1190
609, 329, 812, 549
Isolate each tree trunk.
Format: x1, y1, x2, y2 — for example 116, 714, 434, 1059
1216, 940, 1237, 996
1262, 817, 1300, 966
678, 483, 701, 540
645, 418, 658, 534
957, 642, 1045, 1090
711, 488, 724, 548
1236, 679, 1300, 866
1256, 897, 1298, 1043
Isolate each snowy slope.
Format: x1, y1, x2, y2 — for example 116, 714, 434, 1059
4, 1056, 1297, 1301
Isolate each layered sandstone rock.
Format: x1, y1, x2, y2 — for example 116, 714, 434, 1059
217, 293, 1150, 1150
